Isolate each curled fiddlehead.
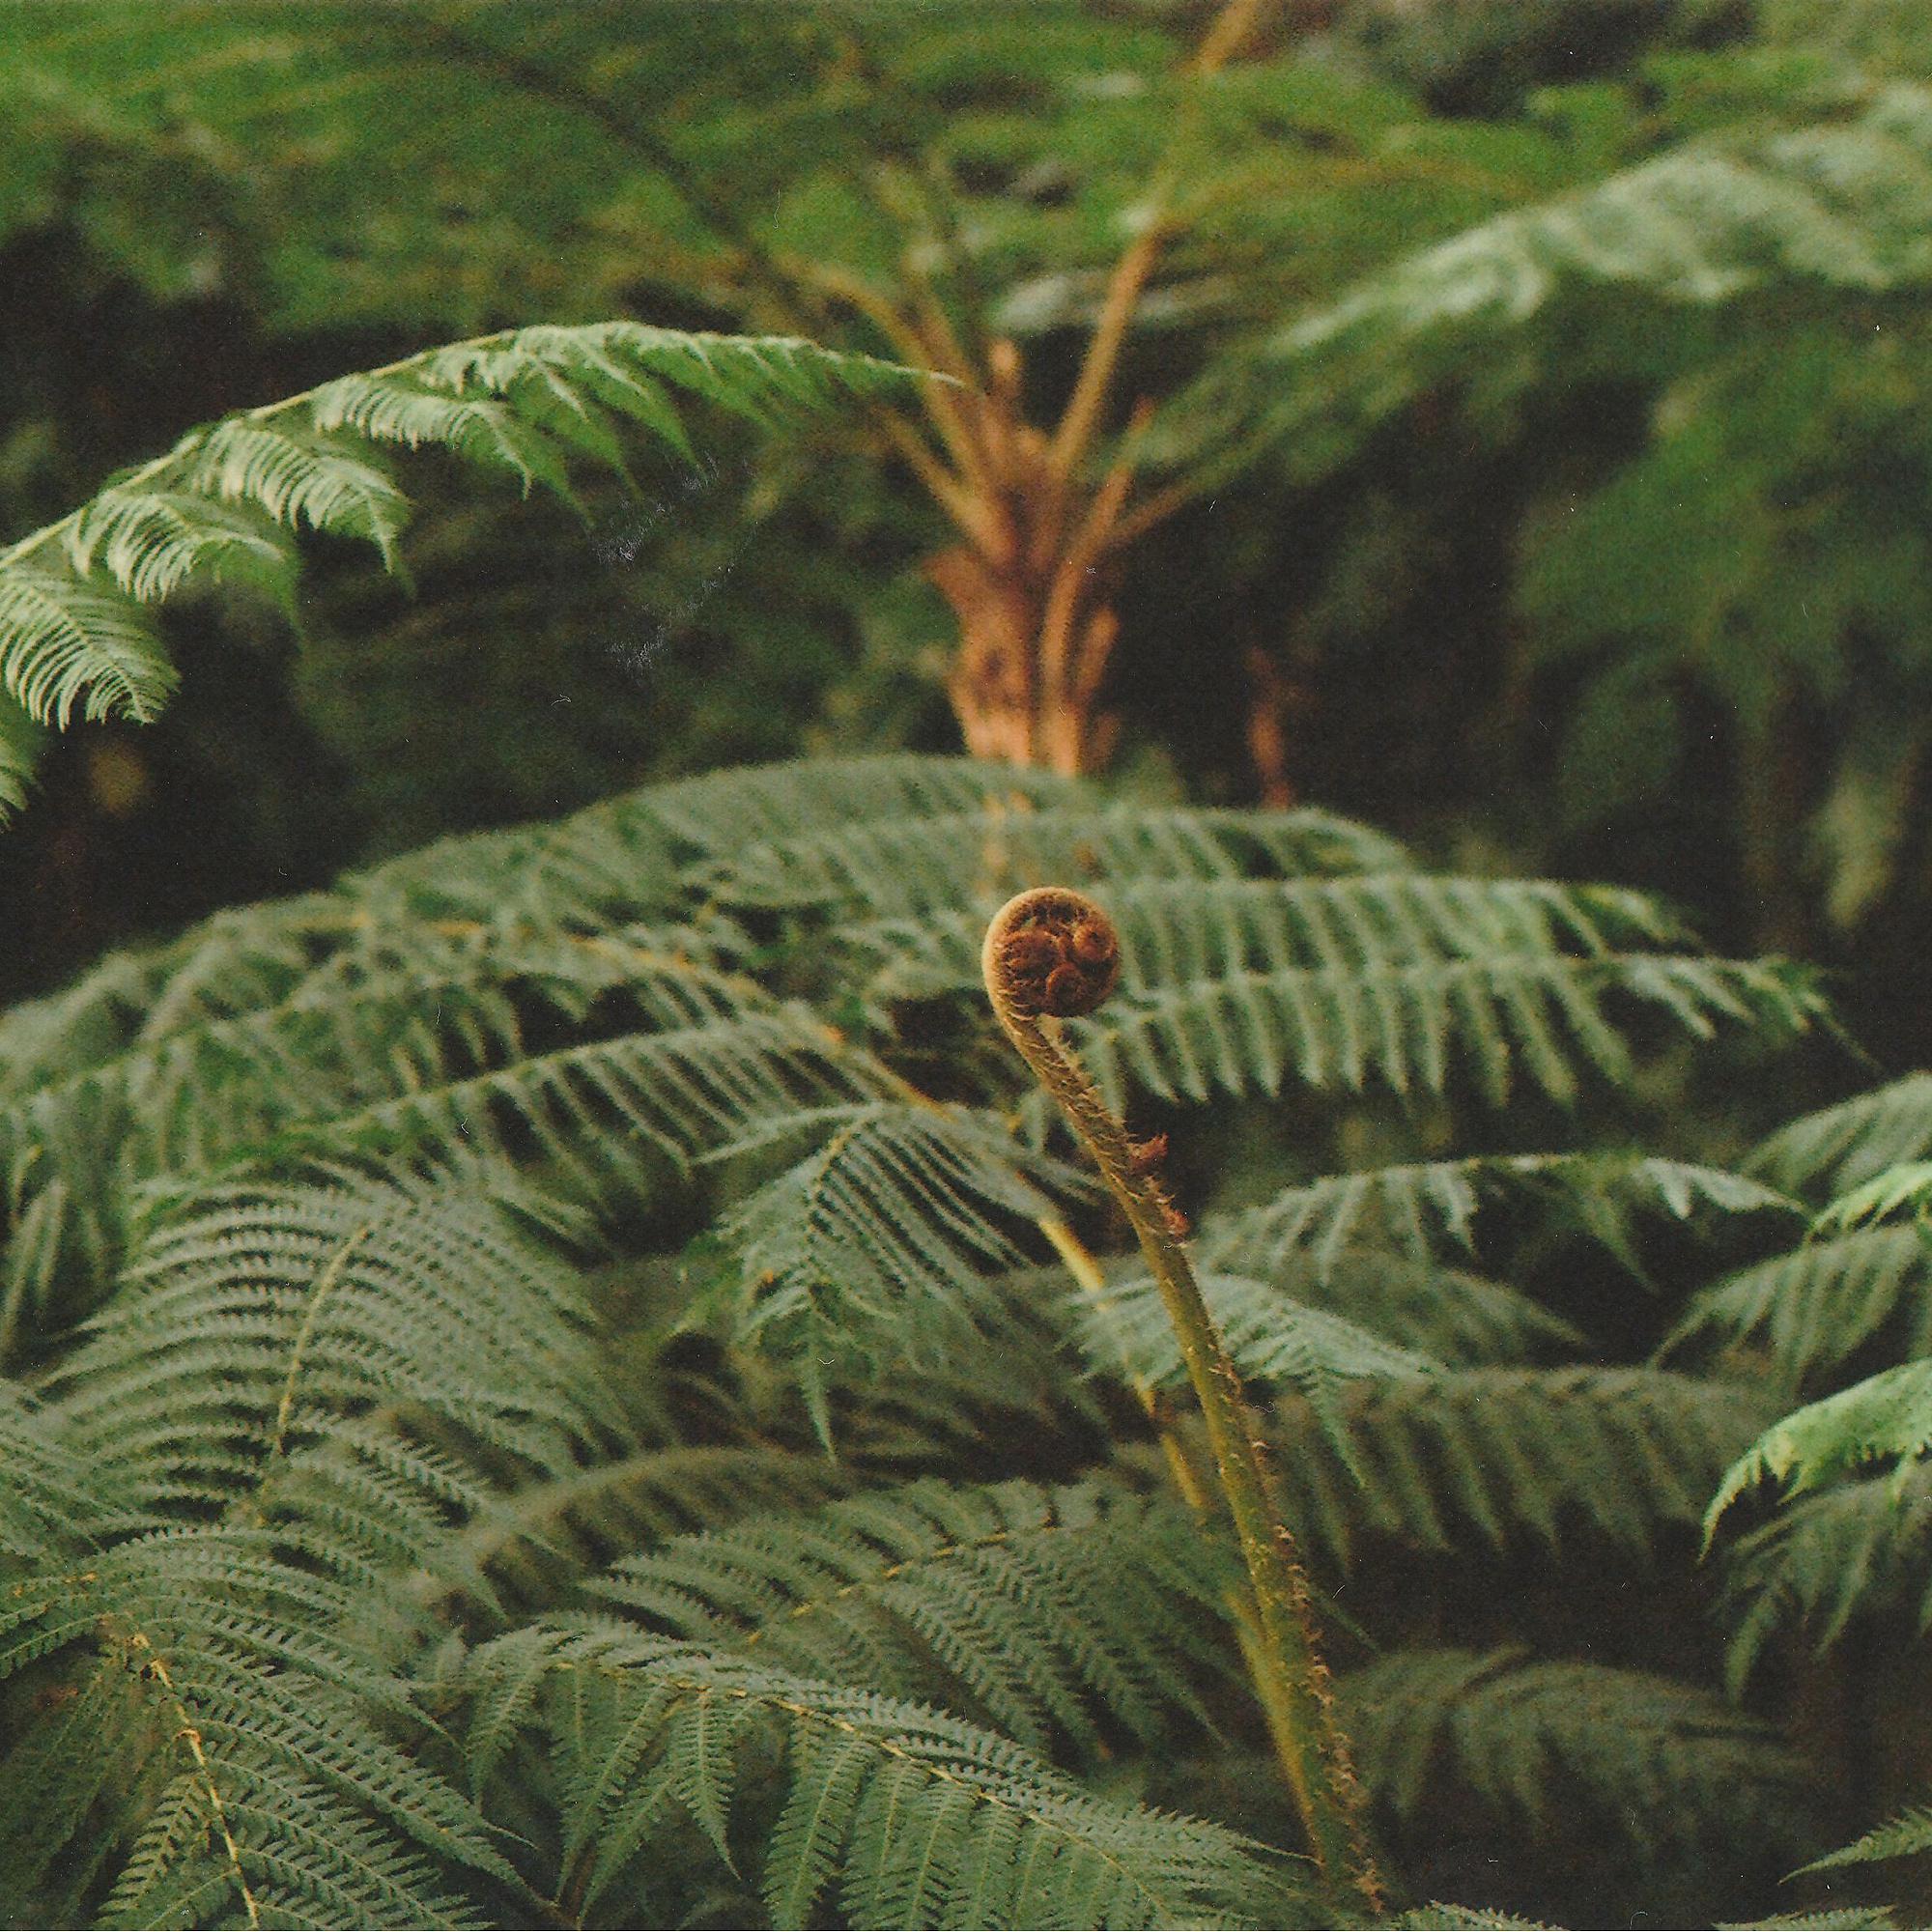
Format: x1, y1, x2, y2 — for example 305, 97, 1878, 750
983, 887, 1381, 1917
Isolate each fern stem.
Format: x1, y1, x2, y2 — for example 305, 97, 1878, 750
1038, 1211, 1335, 1803
985, 889, 1382, 1917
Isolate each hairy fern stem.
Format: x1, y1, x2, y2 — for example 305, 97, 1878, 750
983, 889, 1382, 1917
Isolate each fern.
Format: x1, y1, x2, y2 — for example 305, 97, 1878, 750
1340, 1647, 1824, 1874
590, 1476, 1235, 1757
0, 324, 917, 799
456, 1622, 1299, 1930
1176, 81, 1932, 484
1274, 1369, 1776, 1575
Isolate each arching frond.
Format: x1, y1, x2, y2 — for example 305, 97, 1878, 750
707, 1104, 1091, 1413
1706, 1357, 1932, 1539
1341, 1648, 1823, 1874
0, 324, 919, 783
704, 801, 1411, 917
1175, 82, 1932, 486
866, 874, 1822, 1106
1206, 1153, 1793, 1284
458, 1622, 1297, 1929
1664, 1221, 1932, 1390
1081, 1269, 1437, 1435
591, 1476, 1236, 1756
1717, 1464, 1932, 1690
1751, 1072, 1932, 1200
1274, 1370, 1776, 1574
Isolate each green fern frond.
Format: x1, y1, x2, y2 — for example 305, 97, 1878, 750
0, 324, 919, 771
1719, 1913, 1898, 1930
1663, 1220, 1932, 1390
1082, 1268, 1438, 1429
1341, 1647, 1823, 1872
1706, 1357, 1932, 1539
868, 873, 1821, 1106
1275, 1370, 1776, 1574
1804, 1803, 1932, 1873
591, 1476, 1235, 1757
707, 1103, 1090, 1406
460, 1622, 1294, 1929
1178, 81, 1932, 484
1717, 1464, 1932, 1690
1751, 1072, 1932, 1199
704, 801, 1411, 917
1812, 1159, 1932, 1232
0, 1525, 510, 1926
1206, 1152, 1794, 1283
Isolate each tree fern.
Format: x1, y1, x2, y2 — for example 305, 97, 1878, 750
0, 323, 918, 801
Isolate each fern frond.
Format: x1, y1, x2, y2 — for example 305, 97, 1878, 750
1206, 1152, 1794, 1284
1717, 1464, 1932, 1689
0, 324, 918, 767
1275, 1370, 1776, 1573
1180, 82, 1932, 484
1804, 1803, 1932, 1873
705, 801, 1411, 917
708, 1103, 1090, 1406
1705, 1357, 1932, 1538
0, 1525, 509, 1926
44, 1173, 619, 1606
1082, 1268, 1437, 1432
591, 1476, 1236, 1757
869, 874, 1821, 1106
1663, 1220, 1932, 1390
1341, 1647, 1822, 1872
1751, 1072, 1932, 1199
460, 1621, 1293, 1929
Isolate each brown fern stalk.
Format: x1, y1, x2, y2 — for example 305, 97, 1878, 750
983, 887, 1382, 1916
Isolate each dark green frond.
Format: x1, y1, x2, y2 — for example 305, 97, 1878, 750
1718, 1464, 1932, 1690
1341, 1647, 1823, 1875
1275, 1370, 1776, 1573
592, 1476, 1236, 1756
1664, 1221, 1932, 1390
709, 1103, 1089, 1398
1751, 1073, 1932, 1200
459, 1623, 1295, 1929
1207, 1152, 1793, 1284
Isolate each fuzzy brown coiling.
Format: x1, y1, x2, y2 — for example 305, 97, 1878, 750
981, 887, 1122, 1019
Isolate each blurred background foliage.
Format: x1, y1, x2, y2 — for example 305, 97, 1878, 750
6, 0, 1932, 1075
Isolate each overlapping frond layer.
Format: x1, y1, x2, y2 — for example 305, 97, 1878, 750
1207, 1152, 1794, 1284
1081, 1268, 1437, 1430
458, 1623, 1293, 1929
1665, 1220, 1932, 1389
1341, 1647, 1822, 1873
1273, 1369, 1776, 1574
0, 1525, 507, 1927
592, 1476, 1235, 1756
1175, 82, 1932, 484
1718, 1464, 1932, 1690
0, 323, 918, 796
710, 1103, 1090, 1398
1750, 1071, 1932, 1199
703, 802, 1410, 916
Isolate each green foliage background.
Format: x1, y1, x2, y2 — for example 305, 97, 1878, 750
9, 2, 1932, 1928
